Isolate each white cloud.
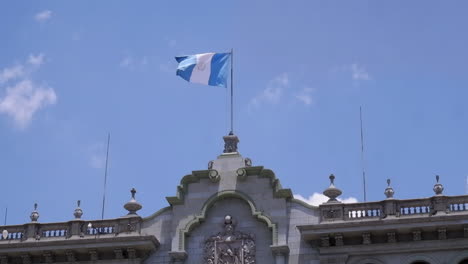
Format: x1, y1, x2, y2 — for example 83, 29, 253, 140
87, 143, 108, 169
120, 55, 149, 69
90, 155, 106, 169
250, 73, 288, 107
28, 53, 45, 66
0, 80, 56, 129
0, 65, 24, 84
0, 53, 57, 129
294, 192, 358, 206
295, 87, 315, 106
120, 56, 133, 68
351, 63, 371, 81
35, 10, 52, 22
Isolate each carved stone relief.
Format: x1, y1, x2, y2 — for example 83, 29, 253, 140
204, 215, 255, 264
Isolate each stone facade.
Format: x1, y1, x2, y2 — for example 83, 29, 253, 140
1, 135, 468, 264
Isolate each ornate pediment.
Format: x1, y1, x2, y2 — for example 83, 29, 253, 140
204, 215, 255, 264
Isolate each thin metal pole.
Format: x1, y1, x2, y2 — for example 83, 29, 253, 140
3, 207, 7, 225
101, 133, 111, 220
360, 106, 367, 202
230, 48, 234, 135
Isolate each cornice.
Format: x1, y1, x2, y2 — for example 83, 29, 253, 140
165, 166, 293, 206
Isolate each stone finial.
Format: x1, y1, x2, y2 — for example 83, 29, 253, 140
433, 175, 444, 196
323, 174, 342, 203
384, 179, 395, 199
74, 200, 83, 219
2, 229, 8, 239
30, 203, 39, 222
223, 132, 239, 153
124, 188, 142, 215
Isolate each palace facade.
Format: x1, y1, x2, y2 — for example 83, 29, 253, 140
1, 134, 468, 264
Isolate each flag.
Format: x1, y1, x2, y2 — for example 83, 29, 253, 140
175, 52, 231, 87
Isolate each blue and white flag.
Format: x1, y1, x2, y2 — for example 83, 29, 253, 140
175, 52, 231, 87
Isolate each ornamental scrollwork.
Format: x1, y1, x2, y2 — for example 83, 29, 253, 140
204, 215, 255, 264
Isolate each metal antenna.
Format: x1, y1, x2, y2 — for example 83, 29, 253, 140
3, 207, 7, 225
466, 176, 468, 194
360, 106, 367, 202
101, 133, 111, 220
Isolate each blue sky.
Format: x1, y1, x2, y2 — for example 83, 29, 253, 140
1, 1, 468, 224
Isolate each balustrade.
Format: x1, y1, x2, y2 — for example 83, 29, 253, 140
0, 217, 140, 243
320, 195, 468, 222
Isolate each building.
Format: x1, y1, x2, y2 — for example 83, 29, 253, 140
1, 134, 468, 264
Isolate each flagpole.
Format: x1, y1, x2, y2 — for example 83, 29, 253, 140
230, 48, 234, 135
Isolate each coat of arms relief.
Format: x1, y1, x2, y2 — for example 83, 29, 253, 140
204, 215, 256, 264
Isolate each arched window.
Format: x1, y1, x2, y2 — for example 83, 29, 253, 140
459, 259, 468, 264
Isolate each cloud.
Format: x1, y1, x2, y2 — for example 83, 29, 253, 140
119, 56, 133, 68
250, 73, 288, 107
28, 53, 45, 66
0, 80, 56, 129
35, 10, 52, 22
294, 192, 358, 206
295, 87, 315, 106
0, 65, 24, 84
87, 142, 109, 169
119, 55, 149, 69
351, 63, 371, 81
0, 53, 57, 129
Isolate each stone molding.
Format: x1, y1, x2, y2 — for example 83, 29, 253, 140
166, 170, 213, 206
165, 166, 293, 207
403, 254, 441, 264
318, 238, 468, 257
174, 190, 278, 252
270, 244, 290, 256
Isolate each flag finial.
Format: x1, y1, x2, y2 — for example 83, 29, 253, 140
223, 133, 239, 153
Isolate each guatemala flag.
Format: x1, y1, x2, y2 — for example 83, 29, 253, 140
175, 53, 231, 87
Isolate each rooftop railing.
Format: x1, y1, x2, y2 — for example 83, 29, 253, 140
0, 217, 142, 243
319, 195, 468, 222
